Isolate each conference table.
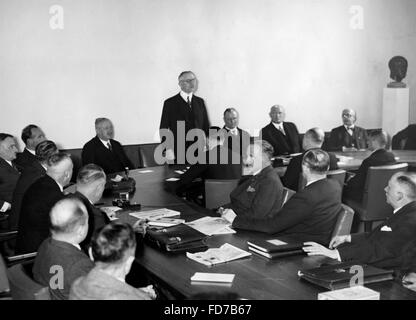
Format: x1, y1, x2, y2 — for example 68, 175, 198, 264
100, 164, 416, 300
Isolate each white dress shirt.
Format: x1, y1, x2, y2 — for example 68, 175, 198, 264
180, 91, 193, 106
272, 122, 285, 135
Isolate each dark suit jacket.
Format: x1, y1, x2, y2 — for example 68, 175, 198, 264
226, 166, 284, 219
233, 178, 342, 245
327, 125, 368, 151
392, 124, 416, 150
81, 136, 133, 174
15, 149, 38, 170
160, 93, 210, 159
0, 157, 20, 209
16, 175, 64, 254
222, 127, 251, 157
33, 238, 94, 300
9, 161, 46, 230
261, 122, 301, 156
67, 191, 109, 251
282, 150, 339, 191
338, 201, 416, 269
343, 148, 396, 202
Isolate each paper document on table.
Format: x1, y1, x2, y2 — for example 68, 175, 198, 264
166, 178, 180, 181
191, 272, 235, 283
336, 155, 354, 162
129, 208, 180, 220
100, 206, 122, 221
111, 175, 123, 182
175, 170, 185, 174
138, 170, 153, 173
186, 216, 236, 236
186, 243, 251, 266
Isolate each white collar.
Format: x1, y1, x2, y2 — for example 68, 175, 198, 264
5, 160, 13, 167
305, 177, 326, 187
180, 91, 193, 102
272, 122, 284, 129
393, 205, 404, 214
26, 148, 36, 156
70, 243, 81, 251
253, 167, 263, 176
99, 138, 111, 148
225, 127, 238, 134
344, 124, 355, 130
55, 180, 64, 192
41, 163, 48, 171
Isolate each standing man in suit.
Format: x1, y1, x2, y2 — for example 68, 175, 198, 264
260, 105, 301, 156
33, 198, 94, 300
220, 140, 284, 220
15, 124, 46, 170
220, 108, 250, 159
159, 71, 210, 164
82, 118, 133, 174
9, 140, 58, 231
67, 164, 109, 251
16, 152, 73, 254
304, 172, 416, 270
0, 133, 20, 219
282, 127, 339, 191
343, 130, 396, 203
224, 149, 342, 245
327, 108, 368, 151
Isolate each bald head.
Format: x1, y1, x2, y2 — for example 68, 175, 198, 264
342, 108, 357, 126
50, 198, 88, 240
385, 172, 416, 209
46, 152, 73, 187
269, 105, 286, 124
95, 118, 114, 141
76, 164, 107, 204
303, 127, 325, 150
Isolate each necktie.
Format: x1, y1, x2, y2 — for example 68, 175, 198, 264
347, 127, 354, 136
107, 142, 112, 152
278, 125, 285, 135
187, 96, 192, 109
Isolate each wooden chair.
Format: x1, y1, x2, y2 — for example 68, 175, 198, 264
138, 143, 162, 168
7, 263, 49, 300
344, 163, 408, 232
331, 204, 355, 239
327, 169, 347, 189
204, 179, 239, 209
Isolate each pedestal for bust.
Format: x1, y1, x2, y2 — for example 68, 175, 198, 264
382, 87, 409, 137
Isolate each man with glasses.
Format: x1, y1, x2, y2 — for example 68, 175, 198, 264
326, 108, 368, 151
159, 71, 210, 164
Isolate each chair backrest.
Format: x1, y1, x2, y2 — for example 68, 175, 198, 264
362, 163, 409, 221
331, 204, 355, 239
62, 148, 83, 183
282, 187, 296, 207
138, 143, 162, 168
204, 179, 240, 209
7, 264, 49, 300
327, 169, 346, 189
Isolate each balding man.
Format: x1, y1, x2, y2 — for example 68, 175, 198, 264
160, 71, 210, 163
15, 124, 46, 170
67, 164, 109, 250
33, 198, 94, 300
260, 105, 301, 156
327, 108, 368, 151
82, 118, 133, 174
16, 152, 73, 254
343, 130, 396, 203
304, 172, 416, 270
9, 140, 58, 231
225, 149, 342, 245
0, 133, 20, 217
282, 128, 339, 191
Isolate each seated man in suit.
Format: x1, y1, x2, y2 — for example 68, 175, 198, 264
224, 149, 342, 245
260, 105, 301, 156
170, 127, 242, 202
343, 130, 396, 203
327, 108, 368, 151
15, 124, 46, 170
82, 118, 133, 174
304, 172, 416, 270
9, 140, 58, 231
0, 133, 20, 219
33, 198, 94, 300
392, 124, 416, 150
220, 108, 250, 158
16, 152, 73, 254
67, 164, 109, 251
282, 127, 339, 191
220, 140, 284, 219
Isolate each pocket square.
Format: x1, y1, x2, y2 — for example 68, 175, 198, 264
380, 226, 392, 232
246, 186, 256, 192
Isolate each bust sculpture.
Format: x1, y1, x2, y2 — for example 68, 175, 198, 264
387, 56, 408, 88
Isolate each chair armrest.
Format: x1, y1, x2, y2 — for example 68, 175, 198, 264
5, 252, 37, 267
0, 231, 18, 243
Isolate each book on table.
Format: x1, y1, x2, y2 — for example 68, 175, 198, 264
298, 262, 394, 290
247, 238, 304, 259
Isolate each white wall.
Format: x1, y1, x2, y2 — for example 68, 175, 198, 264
1, 0, 415, 149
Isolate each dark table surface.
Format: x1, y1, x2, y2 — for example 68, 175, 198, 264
100, 165, 416, 300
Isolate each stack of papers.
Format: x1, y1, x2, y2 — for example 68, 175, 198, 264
147, 218, 185, 227
186, 243, 251, 266
190, 272, 235, 283
129, 208, 180, 220
100, 206, 121, 221
186, 216, 235, 236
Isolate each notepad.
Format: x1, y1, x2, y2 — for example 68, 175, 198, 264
191, 272, 235, 283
